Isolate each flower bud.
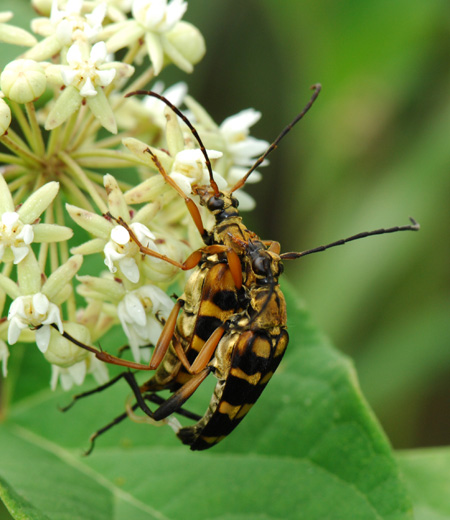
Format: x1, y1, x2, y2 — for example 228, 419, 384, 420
1, 59, 46, 103
44, 322, 90, 368
166, 21, 206, 69
31, 0, 53, 17
0, 98, 11, 135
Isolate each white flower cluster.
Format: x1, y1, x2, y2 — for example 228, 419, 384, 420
0, 1, 270, 392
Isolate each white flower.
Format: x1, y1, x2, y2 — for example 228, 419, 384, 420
50, 359, 86, 391
105, 0, 200, 75
8, 293, 64, 353
0, 178, 72, 265
132, 0, 187, 34
49, 351, 109, 391
103, 222, 158, 283
0, 212, 34, 264
0, 340, 9, 377
25, 0, 106, 61
45, 42, 132, 132
118, 284, 174, 362
61, 41, 116, 97
38, 0, 105, 43
171, 148, 226, 195
219, 108, 269, 168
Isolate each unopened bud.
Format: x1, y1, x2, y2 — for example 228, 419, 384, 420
166, 22, 206, 69
0, 98, 11, 135
1, 59, 46, 103
44, 322, 90, 368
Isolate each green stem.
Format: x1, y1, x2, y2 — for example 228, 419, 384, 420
0, 152, 25, 165
9, 100, 33, 146
84, 132, 128, 149
59, 172, 95, 212
58, 151, 108, 213
46, 125, 62, 158
12, 184, 29, 206
112, 66, 155, 114
55, 196, 76, 321
70, 110, 95, 151
6, 173, 33, 193
0, 132, 43, 166
60, 109, 81, 152
24, 102, 45, 156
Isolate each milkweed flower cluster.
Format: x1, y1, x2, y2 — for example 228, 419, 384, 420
0, 0, 269, 391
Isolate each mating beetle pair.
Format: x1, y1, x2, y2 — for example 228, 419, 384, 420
61, 85, 419, 452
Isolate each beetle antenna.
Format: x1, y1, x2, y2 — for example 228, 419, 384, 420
280, 218, 420, 260
125, 90, 220, 196
230, 83, 322, 193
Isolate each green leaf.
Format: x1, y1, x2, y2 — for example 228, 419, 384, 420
397, 448, 450, 520
0, 284, 413, 519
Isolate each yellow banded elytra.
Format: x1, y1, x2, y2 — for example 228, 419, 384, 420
60, 85, 419, 452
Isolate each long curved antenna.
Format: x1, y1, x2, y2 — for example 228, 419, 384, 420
280, 218, 420, 260
125, 90, 220, 196
230, 83, 322, 193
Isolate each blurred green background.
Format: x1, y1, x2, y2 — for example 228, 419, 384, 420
4, 0, 450, 450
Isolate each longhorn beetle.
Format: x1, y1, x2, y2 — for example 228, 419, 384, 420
60, 84, 419, 452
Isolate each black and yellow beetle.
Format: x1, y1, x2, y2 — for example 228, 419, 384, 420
61, 85, 419, 452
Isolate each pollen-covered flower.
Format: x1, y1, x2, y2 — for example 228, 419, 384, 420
0, 177, 72, 265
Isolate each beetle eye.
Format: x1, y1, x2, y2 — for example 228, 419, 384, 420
231, 196, 239, 208
252, 256, 270, 275
207, 196, 225, 211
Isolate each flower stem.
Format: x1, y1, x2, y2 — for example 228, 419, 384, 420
0, 131, 43, 166
24, 102, 45, 156
58, 151, 108, 213
9, 100, 33, 146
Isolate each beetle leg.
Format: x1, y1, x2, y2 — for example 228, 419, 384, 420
190, 325, 226, 374
52, 325, 157, 370
84, 402, 140, 456
145, 149, 207, 237
173, 324, 226, 375
60, 371, 131, 412
148, 299, 183, 369
151, 367, 212, 421
144, 393, 202, 421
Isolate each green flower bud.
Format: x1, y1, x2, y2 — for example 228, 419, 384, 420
166, 21, 206, 70
0, 98, 11, 135
44, 322, 90, 368
31, 0, 52, 17
1, 59, 46, 103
